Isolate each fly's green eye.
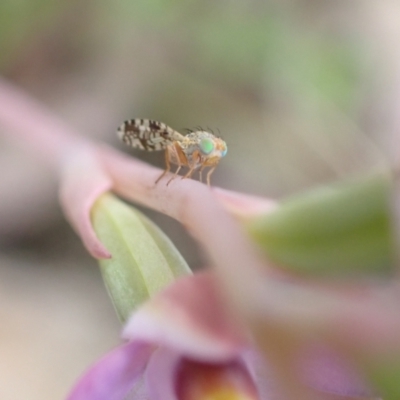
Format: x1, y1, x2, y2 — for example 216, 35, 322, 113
200, 138, 214, 155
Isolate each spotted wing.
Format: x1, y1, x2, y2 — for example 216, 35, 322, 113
117, 119, 184, 151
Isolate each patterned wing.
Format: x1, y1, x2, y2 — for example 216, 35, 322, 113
117, 119, 184, 151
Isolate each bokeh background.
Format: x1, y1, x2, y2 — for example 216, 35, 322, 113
1, 1, 400, 399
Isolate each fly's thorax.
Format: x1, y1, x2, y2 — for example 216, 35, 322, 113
168, 141, 189, 166
171, 137, 201, 168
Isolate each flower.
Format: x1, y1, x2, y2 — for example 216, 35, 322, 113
67, 272, 373, 400
66, 273, 257, 400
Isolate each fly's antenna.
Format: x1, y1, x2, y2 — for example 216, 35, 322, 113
206, 126, 214, 135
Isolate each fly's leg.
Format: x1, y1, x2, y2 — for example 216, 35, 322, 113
181, 150, 200, 181
182, 166, 196, 180
206, 167, 216, 186
155, 147, 171, 184
199, 165, 206, 183
167, 142, 188, 185
167, 165, 182, 186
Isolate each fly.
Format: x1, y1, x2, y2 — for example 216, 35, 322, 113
117, 119, 227, 186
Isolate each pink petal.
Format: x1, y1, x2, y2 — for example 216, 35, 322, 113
123, 273, 248, 362
66, 341, 153, 400
59, 146, 113, 259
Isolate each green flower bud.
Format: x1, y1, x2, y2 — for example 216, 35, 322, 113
91, 194, 191, 322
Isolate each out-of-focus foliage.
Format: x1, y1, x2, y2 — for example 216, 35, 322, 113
367, 359, 400, 400
248, 169, 394, 277
0, 0, 66, 68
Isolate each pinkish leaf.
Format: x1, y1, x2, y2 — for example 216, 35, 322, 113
59, 147, 113, 259
0, 76, 84, 165
213, 188, 277, 218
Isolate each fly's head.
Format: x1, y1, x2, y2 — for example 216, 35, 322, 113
183, 131, 228, 167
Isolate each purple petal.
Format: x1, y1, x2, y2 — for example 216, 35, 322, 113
59, 147, 113, 259
123, 273, 247, 362
145, 347, 181, 400
66, 341, 153, 400
123, 374, 149, 400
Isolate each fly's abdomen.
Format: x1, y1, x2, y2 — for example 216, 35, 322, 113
117, 119, 181, 151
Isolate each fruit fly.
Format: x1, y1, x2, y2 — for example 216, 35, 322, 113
117, 119, 228, 186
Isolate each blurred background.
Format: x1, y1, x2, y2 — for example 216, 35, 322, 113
1, 1, 400, 399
